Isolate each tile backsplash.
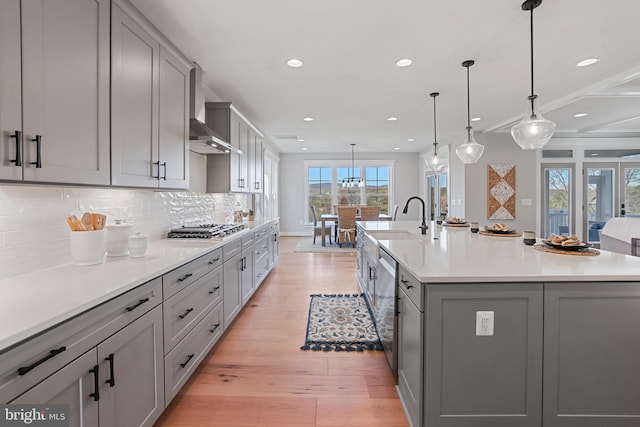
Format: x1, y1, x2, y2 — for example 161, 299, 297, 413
0, 184, 248, 279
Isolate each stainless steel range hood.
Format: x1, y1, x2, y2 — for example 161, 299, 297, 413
189, 63, 241, 154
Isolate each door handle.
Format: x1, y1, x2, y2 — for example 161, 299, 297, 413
105, 353, 115, 387
31, 135, 42, 168
10, 130, 22, 166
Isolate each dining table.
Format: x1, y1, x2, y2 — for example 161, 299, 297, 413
320, 213, 392, 246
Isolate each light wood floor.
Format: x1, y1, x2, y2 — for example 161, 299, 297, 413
155, 236, 409, 427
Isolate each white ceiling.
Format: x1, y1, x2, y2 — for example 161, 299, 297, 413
130, 0, 640, 154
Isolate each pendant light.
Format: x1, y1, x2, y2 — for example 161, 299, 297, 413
511, 0, 556, 150
342, 143, 364, 188
455, 60, 484, 164
426, 92, 446, 172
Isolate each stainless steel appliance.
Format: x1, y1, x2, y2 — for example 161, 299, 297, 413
166, 223, 245, 239
376, 247, 398, 373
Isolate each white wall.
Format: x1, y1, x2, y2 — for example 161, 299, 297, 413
451, 133, 537, 231
279, 151, 421, 235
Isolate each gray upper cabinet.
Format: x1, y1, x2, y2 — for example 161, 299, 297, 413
205, 102, 264, 194
1, 0, 110, 185
111, 0, 190, 189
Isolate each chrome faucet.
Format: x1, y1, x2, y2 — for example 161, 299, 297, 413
402, 196, 428, 234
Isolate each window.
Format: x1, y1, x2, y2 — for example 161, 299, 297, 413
305, 162, 393, 223
365, 167, 389, 214
308, 167, 332, 221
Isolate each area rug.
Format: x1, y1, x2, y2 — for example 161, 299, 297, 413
301, 293, 383, 352
294, 237, 356, 253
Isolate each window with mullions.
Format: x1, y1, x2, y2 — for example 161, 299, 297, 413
365, 167, 389, 214
308, 167, 332, 221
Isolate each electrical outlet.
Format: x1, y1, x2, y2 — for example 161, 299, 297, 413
475, 311, 494, 336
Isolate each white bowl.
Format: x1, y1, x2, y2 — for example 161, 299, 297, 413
69, 229, 106, 266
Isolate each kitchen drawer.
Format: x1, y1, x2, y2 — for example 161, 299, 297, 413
223, 239, 241, 262
241, 232, 255, 249
164, 301, 223, 405
0, 277, 162, 402
163, 248, 222, 299
163, 266, 223, 354
398, 266, 423, 311
254, 225, 269, 240
254, 252, 269, 285
254, 236, 269, 259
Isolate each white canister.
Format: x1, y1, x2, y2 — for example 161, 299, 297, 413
70, 229, 106, 266
128, 232, 148, 258
106, 220, 134, 257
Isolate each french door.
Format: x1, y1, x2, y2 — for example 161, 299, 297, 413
583, 163, 618, 244
621, 162, 640, 218
541, 164, 575, 238
426, 173, 447, 221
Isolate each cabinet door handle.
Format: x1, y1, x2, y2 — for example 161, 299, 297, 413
209, 286, 220, 294
125, 297, 149, 312
105, 353, 115, 387
178, 308, 194, 319
208, 256, 220, 264
178, 273, 193, 282
31, 135, 42, 168
17, 346, 67, 376
180, 354, 195, 368
255, 182, 260, 190
209, 323, 221, 333
161, 162, 167, 180
152, 161, 160, 179
10, 130, 22, 166
89, 365, 100, 401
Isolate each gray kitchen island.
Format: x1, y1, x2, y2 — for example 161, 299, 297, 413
358, 220, 640, 427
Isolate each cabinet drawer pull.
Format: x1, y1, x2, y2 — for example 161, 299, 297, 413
209, 286, 220, 294
89, 365, 100, 401
400, 279, 413, 289
177, 273, 193, 282
105, 353, 115, 387
10, 130, 22, 166
180, 354, 195, 368
178, 308, 194, 319
125, 297, 149, 312
208, 256, 220, 264
31, 135, 42, 168
209, 323, 221, 333
17, 346, 67, 376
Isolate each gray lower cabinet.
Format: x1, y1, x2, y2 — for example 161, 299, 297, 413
543, 282, 640, 427
425, 283, 543, 427
223, 251, 243, 328
7, 290, 164, 427
1, 0, 110, 185
241, 242, 255, 305
254, 231, 270, 288
397, 280, 424, 427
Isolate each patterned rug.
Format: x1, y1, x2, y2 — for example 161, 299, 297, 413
301, 293, 383, 352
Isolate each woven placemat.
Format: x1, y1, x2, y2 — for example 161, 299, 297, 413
479, 230, 522, 237
443, 222, 470, 228
532, 243, 600, 256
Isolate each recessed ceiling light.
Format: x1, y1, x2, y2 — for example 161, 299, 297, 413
577, 58, 599, 67
573, 113, 588, 118
301, 147, 308, 151
394, 147, 400, 150
297, 138, 305, 142
303, 117, 314, 122
591, 152, 599, 156
286, 58, 303, 68
407, 138, 414, 142
471, 117, 481, 122
395, 58, 413, 67
387, 116, 398, 121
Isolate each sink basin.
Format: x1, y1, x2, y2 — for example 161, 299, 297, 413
367, 230, 422, 241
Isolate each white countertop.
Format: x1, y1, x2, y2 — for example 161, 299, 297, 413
0, 220, 276, 352
358, 220, 640, 283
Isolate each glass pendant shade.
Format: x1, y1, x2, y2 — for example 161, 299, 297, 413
456, 127, 484, 164
426, 152, 445, 172
511, 96, 556, 150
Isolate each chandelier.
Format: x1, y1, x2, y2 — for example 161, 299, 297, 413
342, 143, 364, 188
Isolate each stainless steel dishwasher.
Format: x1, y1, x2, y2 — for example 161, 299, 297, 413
375, 247, 398, 373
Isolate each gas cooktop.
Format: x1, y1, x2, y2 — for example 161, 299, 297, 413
166, 223, 246, 239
